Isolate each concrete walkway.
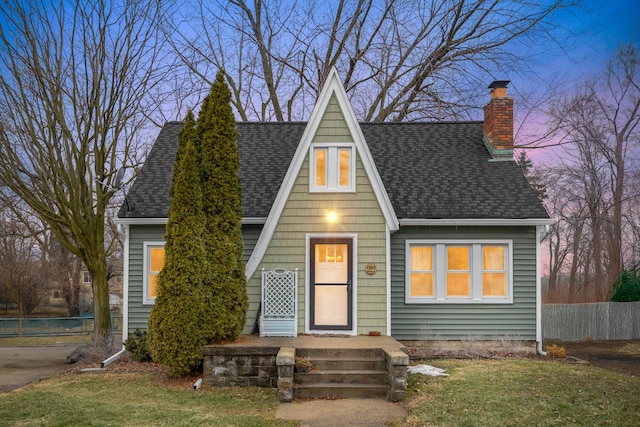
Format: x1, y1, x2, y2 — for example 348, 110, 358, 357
276, 398, 407, 426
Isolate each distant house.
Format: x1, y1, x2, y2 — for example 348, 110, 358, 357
74, 263, 123, 313
46, 259, 123, 314
116, 69, 551, 348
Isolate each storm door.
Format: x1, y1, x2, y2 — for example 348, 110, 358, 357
310, 238, 353, 330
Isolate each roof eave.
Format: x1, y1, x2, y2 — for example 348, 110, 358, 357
114, 217, 267, 225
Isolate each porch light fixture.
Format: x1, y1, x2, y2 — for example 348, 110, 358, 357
327, 209, 338, 223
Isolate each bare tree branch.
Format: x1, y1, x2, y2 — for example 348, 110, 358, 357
168, 0, 577, 122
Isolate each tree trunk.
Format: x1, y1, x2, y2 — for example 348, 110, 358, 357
85, 210, 112, 342
608, 132, 625, 299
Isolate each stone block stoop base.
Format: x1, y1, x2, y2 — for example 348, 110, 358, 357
202, 336, 408, 402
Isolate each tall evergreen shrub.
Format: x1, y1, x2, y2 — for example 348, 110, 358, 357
147, 113, 209, 375
197, 71, 248, 341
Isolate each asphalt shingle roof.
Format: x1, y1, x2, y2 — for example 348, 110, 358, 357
118, 121, 549, 220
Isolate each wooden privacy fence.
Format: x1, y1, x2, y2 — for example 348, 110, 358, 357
543, 302, 640, 341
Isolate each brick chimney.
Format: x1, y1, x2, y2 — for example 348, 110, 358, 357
483, 80, 513, 159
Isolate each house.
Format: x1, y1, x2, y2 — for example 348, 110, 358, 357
116, 69, 552, 351
46, 260, 123, 315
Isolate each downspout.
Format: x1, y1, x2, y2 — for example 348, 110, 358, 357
101, 346, 126, 368
101, 223, 129, 367
536, 225, 549, 356
386, 225, 391, 336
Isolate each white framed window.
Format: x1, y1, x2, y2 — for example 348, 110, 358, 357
83, 272, 92, 283
310, 143, 355, 192
405, 240, 513, 304
143, 242, 165, 305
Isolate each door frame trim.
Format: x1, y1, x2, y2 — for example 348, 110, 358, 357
305, 233, 358, 335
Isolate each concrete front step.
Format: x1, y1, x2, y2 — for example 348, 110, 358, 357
294, 383, 389, 399
307, 357, 386, 371
293, 347, 389, 399
296, 347, 384, 358
294, 369, 388, 385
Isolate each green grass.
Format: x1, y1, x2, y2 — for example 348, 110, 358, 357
393, 359, 640, 427
0, 373, 296, 426
0, 335, 92, 346
1, 359, 638, 426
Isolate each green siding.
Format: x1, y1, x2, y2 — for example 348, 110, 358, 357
390, 226, 538, 340
241, 224, 263, 261
126, 223, 262, 333
127, 225, 165, 333
246, 96, 388, 335
246, 154, 388, 335
313, 94, 354, 142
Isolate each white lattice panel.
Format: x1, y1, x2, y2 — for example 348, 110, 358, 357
262, 268, 297, 317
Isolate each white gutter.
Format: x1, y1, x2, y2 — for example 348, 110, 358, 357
114, 217, 267, 225
113, 217, 167, 225
536, 224, 550, 356
399, 218, 555, 227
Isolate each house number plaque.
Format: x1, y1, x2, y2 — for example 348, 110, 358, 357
365, 263, 377, 275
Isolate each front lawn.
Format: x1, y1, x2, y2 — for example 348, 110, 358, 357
0, 372, 295, 426
0, 358, 638, 426
393, 358, 640, 426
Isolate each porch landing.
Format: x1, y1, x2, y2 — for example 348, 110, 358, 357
204, 334, 406, 351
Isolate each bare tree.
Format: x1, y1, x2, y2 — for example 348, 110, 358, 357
0, 209, 49, 324
0, 0, 167, 340
542, 44, 640, 301
169, 0, 577, 122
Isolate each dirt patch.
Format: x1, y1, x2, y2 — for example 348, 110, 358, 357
105, 356, 202, 389
555, 340, 640, 377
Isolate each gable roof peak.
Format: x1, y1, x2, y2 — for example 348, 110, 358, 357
244, 67, 399, 278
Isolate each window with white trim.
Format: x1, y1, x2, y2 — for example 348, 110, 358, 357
143, 242, 165, 305
310, 143, 355, 192
405, 240, 512, 304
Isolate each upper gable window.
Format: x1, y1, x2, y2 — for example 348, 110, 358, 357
310, 143, 355, 192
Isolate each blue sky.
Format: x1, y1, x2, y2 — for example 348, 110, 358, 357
507, 0, 639, 98
552, 0, 639, 79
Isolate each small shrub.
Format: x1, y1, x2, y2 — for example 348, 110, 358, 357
461, 335, 487, 358
610, 270, 640, 302
494, 335, 523, 354
125, 329, 152, 362
419, 323, 433, 341
67, 334, 118, 364
546, 344, 566, 359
